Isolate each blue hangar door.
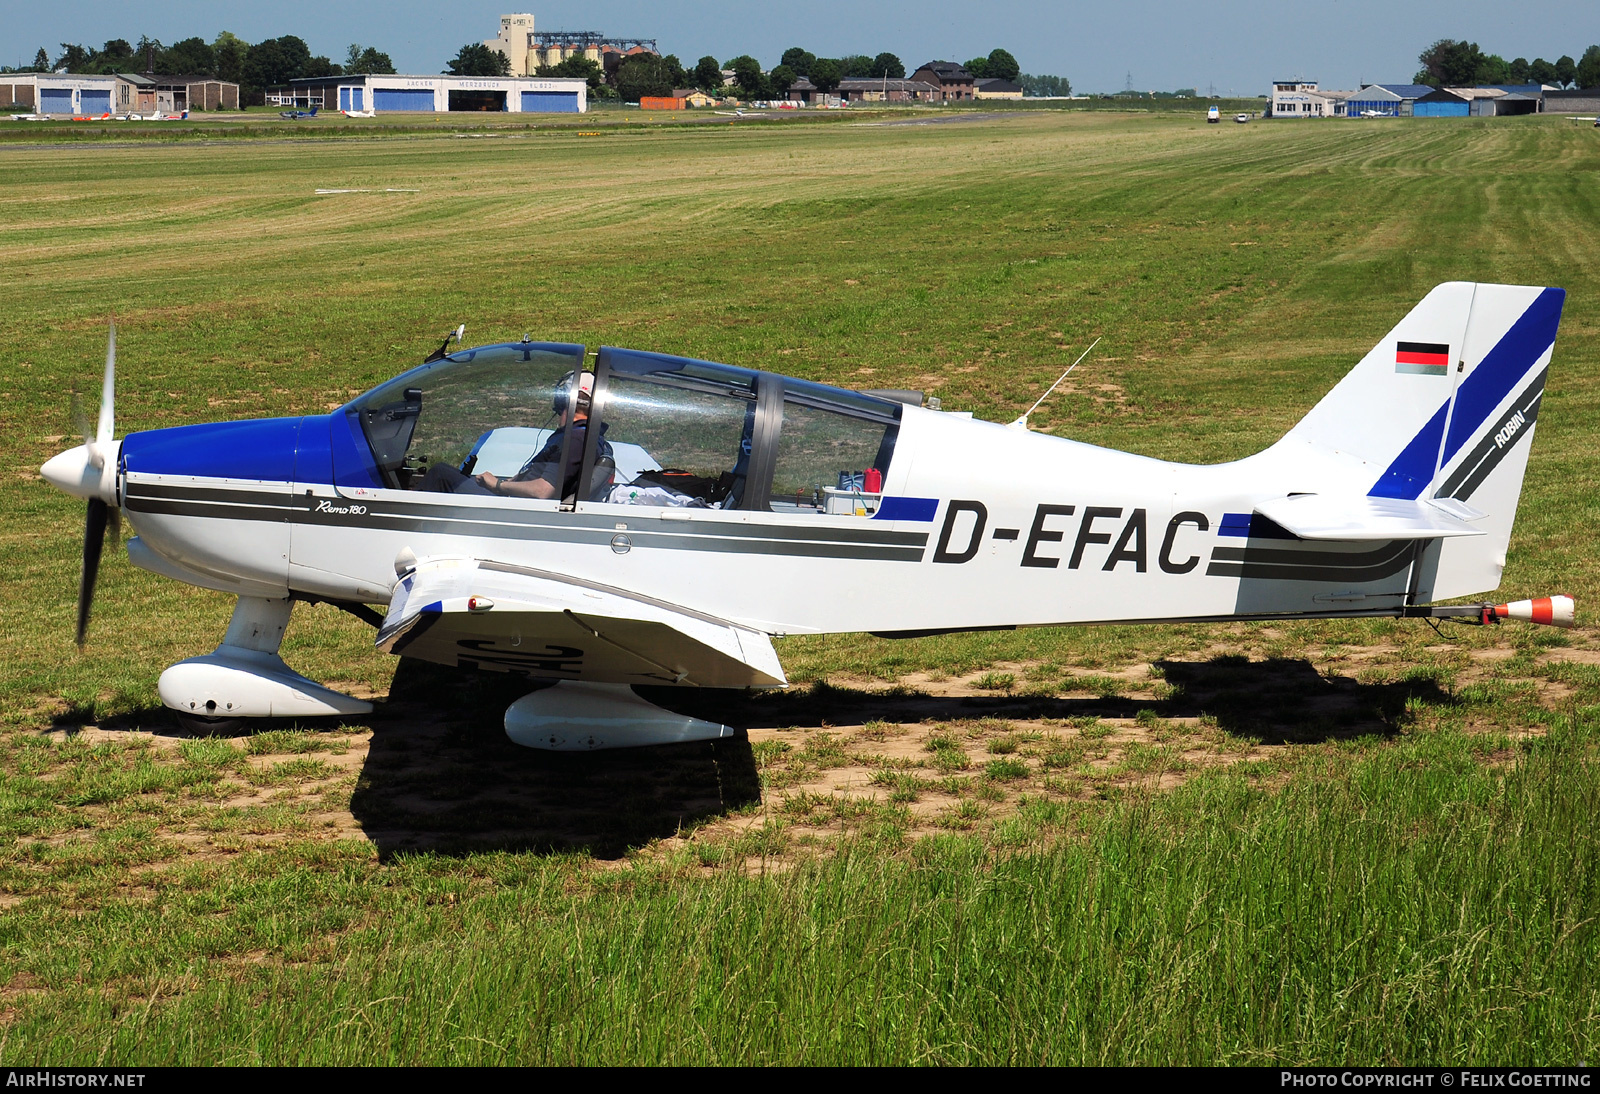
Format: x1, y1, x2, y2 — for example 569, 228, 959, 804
40, 88, 74, 114
521, 90, 580, 113
339, 87, 366, 110
80, 89, 111, 114
372, 89, 435, 112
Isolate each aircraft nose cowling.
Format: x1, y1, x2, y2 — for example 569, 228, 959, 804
41, 441, 120, 502
119, 418, 303, 482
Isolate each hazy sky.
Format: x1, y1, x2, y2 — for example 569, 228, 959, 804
5, 1, 1597, 95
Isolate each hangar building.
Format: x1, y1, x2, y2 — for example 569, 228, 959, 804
279, 73, 587, 114
1, 72, 239, 114
0, 74, 118, 115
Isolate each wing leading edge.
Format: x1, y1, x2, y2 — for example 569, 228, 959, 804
377, 556, 787, 688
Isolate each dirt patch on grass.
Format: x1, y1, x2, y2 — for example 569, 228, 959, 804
14, 632, 1577, 872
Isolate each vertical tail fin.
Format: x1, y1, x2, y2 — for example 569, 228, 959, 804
1276, 282, 1565, 599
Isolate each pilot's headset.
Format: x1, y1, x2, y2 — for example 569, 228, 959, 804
552, 370, 597, 419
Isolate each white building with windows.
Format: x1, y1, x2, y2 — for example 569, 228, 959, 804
1270, 80, 1363, 117
281, 73, 586, 114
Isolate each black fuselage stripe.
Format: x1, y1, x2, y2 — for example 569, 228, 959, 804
1210, 540, 1413, 568
1205, 558, 1413, 582
124, 481, 927, 547
1205, 539, 1413, 582
125, 495, 923, 561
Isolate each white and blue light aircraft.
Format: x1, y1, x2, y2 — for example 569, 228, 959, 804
42, 282, 1574, 748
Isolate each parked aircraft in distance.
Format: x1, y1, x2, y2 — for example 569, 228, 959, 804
280, 106, 319, 120
42, 284, 1573, 749
341, 109, 376, 118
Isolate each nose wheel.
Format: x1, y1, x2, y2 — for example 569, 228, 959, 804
158, 596, 374, 724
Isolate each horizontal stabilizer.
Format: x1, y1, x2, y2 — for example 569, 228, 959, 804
377, 556, 786, 688
1254, 494, 1487, 541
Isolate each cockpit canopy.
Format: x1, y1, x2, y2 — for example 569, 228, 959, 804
344, 343, 903, 515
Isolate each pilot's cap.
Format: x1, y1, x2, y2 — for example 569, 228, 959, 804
555, 370, 596, 415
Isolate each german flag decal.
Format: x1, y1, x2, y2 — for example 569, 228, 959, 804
1396, 340, 1451, 376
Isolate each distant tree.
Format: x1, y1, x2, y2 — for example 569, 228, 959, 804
1577, 45, 1600, 89
964, 56, 990, 79
445, 43, 510, 77
727, 55, 764, 97
1554, 55, 1576, 88
303, 56, 340, 78
870, 53, 904, 79
769, 64, 797, 97
836, 55, 874, 77
616, 53, 672, 101
355, 47, 395, 74
661, 54, 688, 89
1508, 57, 1531, 83
54, 44, 91, 72
985, 48, 1020, 81
214, 33, 247, 86
1527, 57, 1557, 85
31, 47, 49, 72
809, 57, 841, 93
1173, 87, 1197, 97
162, 37, 217, 76
1019, 72, 1071, 97
1478, 53, 1510, 85
1416, 39, 1485, 86
781, 47, 815, 76
692, 55, 724, 91
242, 35, 311, 92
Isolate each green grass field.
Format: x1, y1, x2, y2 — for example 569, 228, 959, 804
2, 110, 1598, 1064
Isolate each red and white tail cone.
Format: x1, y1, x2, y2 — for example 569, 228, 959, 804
1494, 596, 1576, 628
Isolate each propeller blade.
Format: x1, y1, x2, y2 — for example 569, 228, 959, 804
87, 323, 115, 469
97, 322, 116, 448
77, 498, 108, 647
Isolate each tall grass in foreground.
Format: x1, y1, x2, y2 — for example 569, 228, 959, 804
10, 717, 1595, 1065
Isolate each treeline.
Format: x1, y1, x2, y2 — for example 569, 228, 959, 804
1416, 39, 1600, 89
1020, 74, 1073, 97
4, 35, 398, 104
439, 41, 1065, 103
11, 30, 1075, 107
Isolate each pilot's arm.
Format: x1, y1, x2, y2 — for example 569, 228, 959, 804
476, 471, 556, 499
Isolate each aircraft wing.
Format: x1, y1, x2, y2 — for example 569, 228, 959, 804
376, 556, 787, 688
1253, 494, 1487, 541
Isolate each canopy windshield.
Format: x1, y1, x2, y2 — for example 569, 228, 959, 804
345, 343, 586, 489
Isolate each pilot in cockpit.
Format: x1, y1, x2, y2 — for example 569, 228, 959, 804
419, 370, 613, 499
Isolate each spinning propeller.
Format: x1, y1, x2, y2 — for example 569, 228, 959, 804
42, 324, 120, 646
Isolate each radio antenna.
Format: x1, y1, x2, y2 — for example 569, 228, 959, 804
1009, 337, 1100, 430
